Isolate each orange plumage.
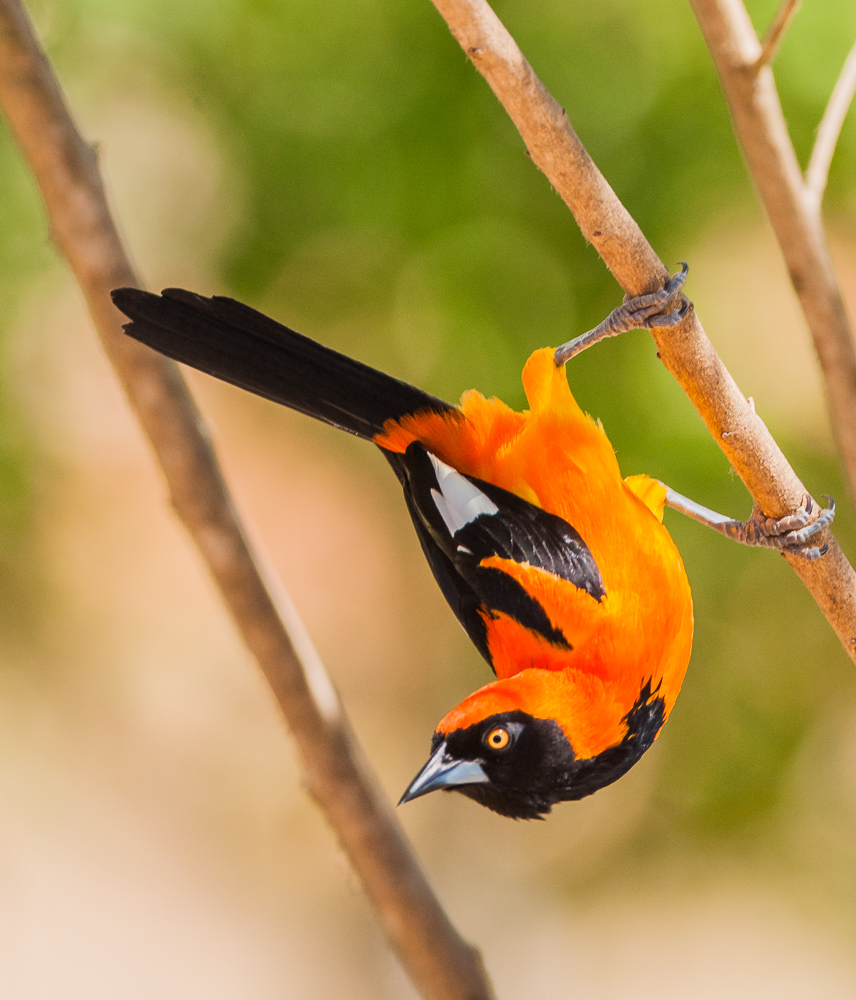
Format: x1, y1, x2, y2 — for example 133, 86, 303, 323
377, 347, 693, 762
113, 287, 694, 819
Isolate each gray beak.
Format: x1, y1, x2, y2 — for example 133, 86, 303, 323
399, 741, 490, 805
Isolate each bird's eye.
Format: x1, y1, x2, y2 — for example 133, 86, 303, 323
484, 726, 511, 751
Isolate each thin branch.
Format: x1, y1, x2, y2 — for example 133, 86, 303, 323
755, 0, 801, 71
427, 0, 856, 661
0, 3, 495, 998
689, 0, 856, 516
806, 39, 856, 206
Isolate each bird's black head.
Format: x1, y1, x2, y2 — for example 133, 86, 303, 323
400, 711, 578, 820
399, 689, 666, 820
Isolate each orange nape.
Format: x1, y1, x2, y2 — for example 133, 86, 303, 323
438, 667, 664, 763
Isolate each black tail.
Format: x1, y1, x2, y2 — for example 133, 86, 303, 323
111, 287, 454, 440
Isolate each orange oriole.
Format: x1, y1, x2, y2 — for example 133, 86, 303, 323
110, 277, 830, 819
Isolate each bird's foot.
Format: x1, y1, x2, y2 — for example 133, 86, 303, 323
664, 487, 835, 561
734, 496, 837, 559
555, 263, 691, 366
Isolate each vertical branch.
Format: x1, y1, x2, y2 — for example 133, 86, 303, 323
0, 2, 495, 998
690, 0, 856, 506
806, 40, 856, 206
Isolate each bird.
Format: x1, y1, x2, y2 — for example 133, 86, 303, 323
111, 268, 833, 819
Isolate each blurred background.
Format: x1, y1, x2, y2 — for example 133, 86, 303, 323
2, 0, 856, 995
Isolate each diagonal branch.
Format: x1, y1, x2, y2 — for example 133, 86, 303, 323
806, 39, 856, 206
0, 2, 495, 998
689, 0, 856, 510
427, 0, 856, 662
755, 0, 801, 70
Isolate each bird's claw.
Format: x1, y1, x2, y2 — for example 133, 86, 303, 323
618, 262, 691, 331
554, 263, 692, 366
726, 495, 835, 560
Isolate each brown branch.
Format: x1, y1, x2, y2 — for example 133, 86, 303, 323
806, 39, 856, 206
689, 0, 856, 509
0, 3, 496, 998
427, 0, 856, 662
755, 0, 801, 70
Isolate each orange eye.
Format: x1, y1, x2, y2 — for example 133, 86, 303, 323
485, 726, 510, 751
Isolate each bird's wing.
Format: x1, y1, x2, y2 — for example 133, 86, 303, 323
386, 443, 606, 671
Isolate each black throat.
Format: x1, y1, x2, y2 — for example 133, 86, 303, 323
448, 680, 667, 820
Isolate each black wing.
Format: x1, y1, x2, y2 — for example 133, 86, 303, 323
385, 443, 605, 671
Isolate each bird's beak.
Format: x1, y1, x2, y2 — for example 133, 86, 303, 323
398, 741, 490, 805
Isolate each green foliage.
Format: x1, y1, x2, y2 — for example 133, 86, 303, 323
0, 128, 53, 638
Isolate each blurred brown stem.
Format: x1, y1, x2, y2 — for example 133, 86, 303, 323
756, 0, 801, 70
427, 0, 856, 659
689, 0, 856, 507
0, 2, 495, 998
806, 40, 856, 206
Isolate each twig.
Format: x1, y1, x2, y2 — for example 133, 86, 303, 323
689, 0, 856, 515
806, 39, 856, 206
0, 3, 496, 998
755, 0, 801, 70
427, 0, 856, 661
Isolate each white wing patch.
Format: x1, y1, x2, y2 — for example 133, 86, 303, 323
428, 452, 498, 536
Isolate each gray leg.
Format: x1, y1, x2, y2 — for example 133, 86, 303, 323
555, 263, 690, 366
663, 486, 835, 561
